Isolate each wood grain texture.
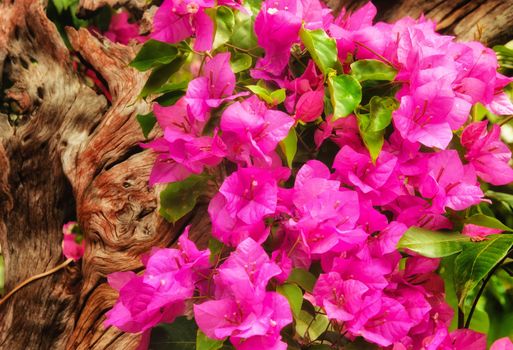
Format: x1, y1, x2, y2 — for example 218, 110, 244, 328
1, 0, 513, 349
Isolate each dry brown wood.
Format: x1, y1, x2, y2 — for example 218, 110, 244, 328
1, 0, 513, 349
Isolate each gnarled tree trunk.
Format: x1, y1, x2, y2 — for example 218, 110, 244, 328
0, 0, 512, 349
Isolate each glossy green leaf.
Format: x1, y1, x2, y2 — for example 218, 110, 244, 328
295, 310, 329, 341
230, 52, 252, 73
140, 56, 187, 98
130, 39, 179, 71
211, 6, 235, 49
270, 89, 286, 105
53, 0, 76, 13
197, 330, 224, 350
299, 28, 339, 75
350, 59, 397, 82
155, 90, 186, 106
230, 12, 258, 50
277, 283, 303, 317
149, 317, 197, 350
328, 74, 362, 120
287, 268, 317, 293
360, 128, 384, 163
454, 234, 513, 305
136, 112, 157, 138
247, 85, 285, 105
464, 214, 513, 232
208, 237, 224, 264
279, 127, 297, 168
159, 175, 207, 224
368, 96, 397, 131
398, 227, 471, 258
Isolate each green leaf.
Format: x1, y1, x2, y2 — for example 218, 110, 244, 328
350, 59, 397, 82
154, 90, 186, 106
230, 52, 252, 73
208, 237, 224, 264
52, 0, 76, 13
247, 85, 285, 105
287, 268, 317, 293
295, 310, 329, 341
130, 40, 179, 72
149, 317, 197, 350
270, 89, 286, 105
397, 227, 471, 258
211, 6, 235, 50
368, 96, 397, 131
159, 175, 208, 224
356, 96, 397, 162
299, 28, 340, 76
136, 112, 157, 138
197, 330, 224, 350
277, 283, 303, 317
360, 128, 384, 163
328, 74, 362, 120
230, 12, 258, 50
464, 214, 513, 232
279, 127, 297, 168
141, 56, 187, 98
454, 234, 513, 305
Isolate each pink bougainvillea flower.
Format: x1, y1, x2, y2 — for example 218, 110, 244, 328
209, 167, 289, 246
333, 145, 402, 205
194, 238, 292, 349
253, 0, 327, 79
105, 229, 210, 333
420, 150, 484, 211
313, 272, 373, 323
104, 11, 144, 45
462, 223, 502, 241
62, 221, 85, 261
151, 0, 215, 51
221, 95, 294, 165
491, 337, 513, 350
461, 121, 513, 186
142, 128, 226, 185
185, 52, 247, 121
284, 60, 325, 122
354, 296, 414, 347
291, 163, 366, 254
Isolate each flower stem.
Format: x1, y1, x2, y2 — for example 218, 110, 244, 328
0, 258, 73, 306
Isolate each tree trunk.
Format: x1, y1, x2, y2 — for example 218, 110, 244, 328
0, 0, 512, 349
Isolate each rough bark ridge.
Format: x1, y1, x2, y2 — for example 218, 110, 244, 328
0, 0, 512, 349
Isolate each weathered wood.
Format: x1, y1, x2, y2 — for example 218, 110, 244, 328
1, 0, 513, 349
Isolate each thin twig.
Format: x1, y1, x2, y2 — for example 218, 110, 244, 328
0, 258, 73, 306
464, 258, 505, 328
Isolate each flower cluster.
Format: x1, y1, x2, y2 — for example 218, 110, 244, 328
104, 0, 513, 349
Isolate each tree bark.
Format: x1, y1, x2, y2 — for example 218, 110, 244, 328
0, 0, 512, 349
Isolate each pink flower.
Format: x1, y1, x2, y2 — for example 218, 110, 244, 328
333, 145, 402, 205
491, 338, 513, 350
253, 0, 327, 79
208, 167, 289, 246
194, 238, 292, 349
462, 223, 502, 241
313, 272, 374, 323
461, 121, 513, 186
420, 150, 484, 211
221, 95, 294, 165
143, 128, 226, 185
284, 60, 325, 122
104, 11, 144, 45
151, 0, 215, 51
105, 228, 210, 333
185, 52, 247, 121
62, 221, 85, 261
